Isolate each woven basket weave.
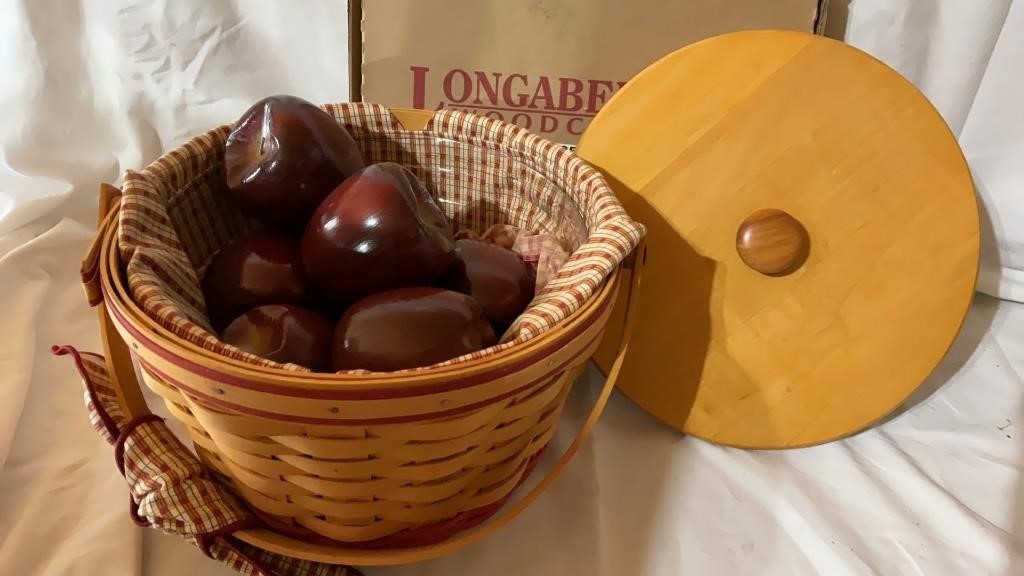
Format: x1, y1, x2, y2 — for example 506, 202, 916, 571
81, 104, 645, 564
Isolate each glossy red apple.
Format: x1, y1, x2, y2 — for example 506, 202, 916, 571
220, 304, 333, 371
302, 162, 456, 306
201, 232, 311, 331
446, 239, 536, 335
224, 95, 365, 230
332, 287, 496, 372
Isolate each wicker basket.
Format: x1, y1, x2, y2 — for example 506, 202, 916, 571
80, 106, 645, 565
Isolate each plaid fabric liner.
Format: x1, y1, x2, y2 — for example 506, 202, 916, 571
120, 420, 253, 536
53, 345, 361, 576
117, 102, 645, 372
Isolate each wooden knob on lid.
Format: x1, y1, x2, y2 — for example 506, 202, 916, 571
735, 209, 809, 276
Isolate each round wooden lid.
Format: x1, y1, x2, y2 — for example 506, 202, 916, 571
577, 30, 979, 448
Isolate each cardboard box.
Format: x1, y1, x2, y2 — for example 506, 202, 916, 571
353, 0, 827, 146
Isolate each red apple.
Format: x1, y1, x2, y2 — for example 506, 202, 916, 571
302, 162, 456, 306
201, 232, 311, 331
332, 287, 496, 372
220, 304, 333, 371
224, 95, 365, 230
446, 239, 536, 335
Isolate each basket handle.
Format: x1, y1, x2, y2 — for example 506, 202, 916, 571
461, 241, 644, 543
383, 239, 647, 563
84, 183, 152, 421
241, 240, 647, 564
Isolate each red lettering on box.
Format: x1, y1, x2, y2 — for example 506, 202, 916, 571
473, 71, 501, 105
443, 69, 472, 103
567, 117, 586, 136
503, 74, 529, 107
586, 80, 615, 114
558, 78, 584, 112
407, 67, 627, 133
529, 77, 554, 110
410, 66, 430, 109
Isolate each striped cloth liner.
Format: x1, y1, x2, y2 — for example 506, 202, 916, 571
53, 345, 362, 576
117, 103, 645, 372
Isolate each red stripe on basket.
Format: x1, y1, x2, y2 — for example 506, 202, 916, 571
104, 279, 613, 401
136, 345, 586, 425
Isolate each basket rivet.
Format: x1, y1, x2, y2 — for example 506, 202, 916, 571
212, 387, 225, 395
132, 343, 139, 350
329, 406, 340, 414
440, 399, 450, 406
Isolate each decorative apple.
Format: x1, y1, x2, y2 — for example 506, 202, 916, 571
201, 232, 311, 331
224, 95, 365, 230
220, 304, 333, 372
332, 287, 496, 372
302, 162, 456, 306
446, 239, 536, 335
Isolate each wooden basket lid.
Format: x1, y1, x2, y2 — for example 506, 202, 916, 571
576, 30, 980, 449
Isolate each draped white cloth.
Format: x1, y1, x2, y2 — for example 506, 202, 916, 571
833, 0, 1024, 302
2, 1, 1022, 574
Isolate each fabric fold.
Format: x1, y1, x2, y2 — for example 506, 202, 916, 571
52, 344, 362, 576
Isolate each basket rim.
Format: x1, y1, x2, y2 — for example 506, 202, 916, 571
101, 209, 622, 391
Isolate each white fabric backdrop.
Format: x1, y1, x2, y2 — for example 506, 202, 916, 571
2, 1, 1023, 575
830, 0, 1024, 302
0, 1, 351, 574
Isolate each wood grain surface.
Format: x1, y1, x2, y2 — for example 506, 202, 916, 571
578, 30, 979, 448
